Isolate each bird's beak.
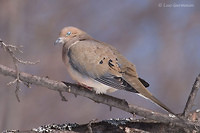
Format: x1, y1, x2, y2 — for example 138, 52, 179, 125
54, 37, 65, 45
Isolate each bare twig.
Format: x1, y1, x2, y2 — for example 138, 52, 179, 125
182, 74, 200, 117
110, 106, 112, 111
0, 64, 199, 131
0, 39, 39, 102
58, 90, 68, 101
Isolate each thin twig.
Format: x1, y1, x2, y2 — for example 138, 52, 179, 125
58, 90, 68, 101
110, 106, 112, 111
182, 74, 200, 117
0, 64, 199, 130
0, 39, 39, 102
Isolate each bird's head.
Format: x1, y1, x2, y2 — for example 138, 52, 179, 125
54, 26, 90, 46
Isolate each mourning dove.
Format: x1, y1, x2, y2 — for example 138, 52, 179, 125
54, 26, 174, 114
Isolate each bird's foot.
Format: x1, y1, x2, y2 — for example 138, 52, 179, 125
77, 82, 93, 91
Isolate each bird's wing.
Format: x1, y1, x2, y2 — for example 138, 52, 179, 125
67, 39, 137, 92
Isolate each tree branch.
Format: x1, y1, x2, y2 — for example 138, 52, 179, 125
182, 74, 200, 117
3, 118, 196, 133
0, 64, 199, 130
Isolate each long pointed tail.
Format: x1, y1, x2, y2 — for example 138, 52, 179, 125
124, 76, 175, 115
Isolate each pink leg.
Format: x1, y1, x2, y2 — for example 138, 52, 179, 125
77, 82, 93, 91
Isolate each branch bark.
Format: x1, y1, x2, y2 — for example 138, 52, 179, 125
3, 118, 197, 133
0, 64, 199, 131
182, 74, 200, 117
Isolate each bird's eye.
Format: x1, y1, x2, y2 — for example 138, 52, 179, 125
66, 31, 71, 36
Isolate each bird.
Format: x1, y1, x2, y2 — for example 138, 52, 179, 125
54, 26, 174, 114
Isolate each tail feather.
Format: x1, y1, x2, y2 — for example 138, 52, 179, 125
123, 76, 175, 115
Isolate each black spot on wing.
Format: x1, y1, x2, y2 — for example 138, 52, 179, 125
99, 60, 103, 64
99, 57, 106, 64
138, 78, 150, 87
108, 59, 114, 67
